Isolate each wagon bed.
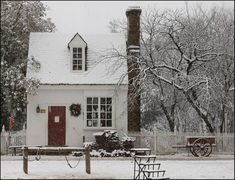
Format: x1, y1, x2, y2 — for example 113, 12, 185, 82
172, 136, 216, 157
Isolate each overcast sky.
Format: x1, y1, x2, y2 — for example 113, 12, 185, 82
42, 1, 234, 34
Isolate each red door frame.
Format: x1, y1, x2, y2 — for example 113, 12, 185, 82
48, 106, 66, 146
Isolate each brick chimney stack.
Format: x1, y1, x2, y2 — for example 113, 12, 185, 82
126, 6, 141, 132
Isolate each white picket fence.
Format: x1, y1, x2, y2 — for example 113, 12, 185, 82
1, 125, 26, 154
128, 131, 234, 155
1, 125, 234, 155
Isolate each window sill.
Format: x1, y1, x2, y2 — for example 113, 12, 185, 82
83, 127, 116, 131
71, 70, 85, 73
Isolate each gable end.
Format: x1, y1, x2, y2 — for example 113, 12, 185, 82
67, 33, 87, 49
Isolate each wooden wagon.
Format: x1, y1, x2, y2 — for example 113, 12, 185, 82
172, 136, 216, 157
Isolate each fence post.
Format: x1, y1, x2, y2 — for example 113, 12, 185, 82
1, 126, 6, 154
222, 132, 224, 152
23, 146, 28, 174
85, 146, 91, 174
8, 130, 11, 154
154, 124, 157, 154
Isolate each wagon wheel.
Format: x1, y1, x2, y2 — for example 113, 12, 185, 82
189, 146, 197, 157
192, 138, 212, 157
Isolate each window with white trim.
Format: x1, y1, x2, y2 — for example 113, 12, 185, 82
72, 47, 82, 70
86, 97, 112, 127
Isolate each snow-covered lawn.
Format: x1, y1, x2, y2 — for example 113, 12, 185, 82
1, 155, 234, 179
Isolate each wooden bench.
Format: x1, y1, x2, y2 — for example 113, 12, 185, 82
9, 145, 23, 156
22, 146, 91, 174
172, 136, 216, 157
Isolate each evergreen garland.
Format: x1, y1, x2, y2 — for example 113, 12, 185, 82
69, 103, 81, 117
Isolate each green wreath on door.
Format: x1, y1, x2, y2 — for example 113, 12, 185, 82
69, 103, 81, 117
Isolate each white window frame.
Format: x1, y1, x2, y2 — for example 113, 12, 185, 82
71, 47, 85, 72
72, 47, 83, 70
85, 97, 113, 128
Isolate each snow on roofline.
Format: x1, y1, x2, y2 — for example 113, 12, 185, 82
126, 6, 141, 13
129, 49, 140, 53
127, 45, 140, 49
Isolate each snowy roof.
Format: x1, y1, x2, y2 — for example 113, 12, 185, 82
27, 32, 128, 85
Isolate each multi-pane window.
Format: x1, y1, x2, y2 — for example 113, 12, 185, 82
100, 98, 112, 127
86, 97, 112, 128
86, 97, 98, 127
73, 48, 82, 70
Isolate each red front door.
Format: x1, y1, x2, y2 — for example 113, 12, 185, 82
48, 106, 66, 146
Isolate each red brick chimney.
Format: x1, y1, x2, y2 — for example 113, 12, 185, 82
126, 6, 141, 132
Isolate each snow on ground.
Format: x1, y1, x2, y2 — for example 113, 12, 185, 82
1, 155, 234, 179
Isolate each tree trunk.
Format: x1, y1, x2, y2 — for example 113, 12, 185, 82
160, 101, 175, 132
184, 92, 215, 133
219, 104, 226, 133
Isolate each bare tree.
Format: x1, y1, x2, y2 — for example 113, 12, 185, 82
107, 18, 126, 34
106, 5, 234, 133
139, 6, 234, 133
203, 8, 234, 132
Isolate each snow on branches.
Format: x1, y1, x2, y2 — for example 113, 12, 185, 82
1, 1, 56, 130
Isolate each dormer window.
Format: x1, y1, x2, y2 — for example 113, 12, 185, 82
73, 47, 83, 70
68, 33, 87, 72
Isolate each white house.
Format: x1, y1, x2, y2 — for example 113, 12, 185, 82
26, 7, 141, 147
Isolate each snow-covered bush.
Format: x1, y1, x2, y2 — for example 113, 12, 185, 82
89, 149, 131, 157
72, 151, 83, 157
83, 130, 135, 157
93, 130, 121, 152
120, 136, 135, 151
